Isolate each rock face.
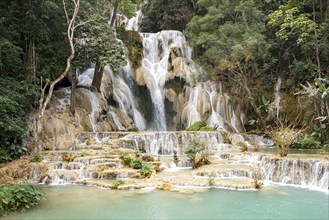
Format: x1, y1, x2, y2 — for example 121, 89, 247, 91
29, 85, 134, 151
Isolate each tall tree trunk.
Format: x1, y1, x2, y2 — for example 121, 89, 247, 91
110, 0, 120, 27
70, 70, 77, 115
91, 60, 104, 93
35, 0, 80, 151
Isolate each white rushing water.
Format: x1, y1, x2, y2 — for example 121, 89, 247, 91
77, 67, 146, 131
140, 31, 193, 130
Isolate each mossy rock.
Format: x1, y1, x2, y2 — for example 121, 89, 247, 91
186, 121, 207, 131
199, 126, 215, 131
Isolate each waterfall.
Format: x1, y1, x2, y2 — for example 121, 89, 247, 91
126, 10, 142, 31
140, 31, 193, 130
77, 67, 146, 130
182, 81, 242, 131
258, 156, 329, 192
110, 69, 146, 130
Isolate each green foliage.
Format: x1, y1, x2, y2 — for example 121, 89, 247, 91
184, 139, 210, 169
76, 21, 127, 74
186, 121, 207, 131
30, 153, 44, 163
130, 158, 144, 169
186, 121, 215, 131
112, 179, 125, 189
116, 27, 143, 69
0, 0, 68, 80
140, 163, 153, 177
291, 134, 320, 149
0, 182, 45, 216
0, 149, 11, 164
118, 0, 137, 18
0, 77, 36, 162
119, 151, 154, 177
199, 126, 215, 131
268, 4, 317, 46
140, 0, 196, 32
119, 152, 133, 166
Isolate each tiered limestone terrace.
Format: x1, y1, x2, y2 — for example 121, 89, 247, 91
28, 131, 329, 192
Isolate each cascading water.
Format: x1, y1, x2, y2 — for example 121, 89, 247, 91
77, 67, 146, 130
257, 156, 329, 192
181, 81, 243, 131
140, 31, 193, 130
126, 10, 142, 31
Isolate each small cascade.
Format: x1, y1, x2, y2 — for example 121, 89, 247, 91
86, 91, 102, 132
109, 107, 125, 130
140, 31, 193, 130
126, 10, 142, 31
258, 156, 329, 191
115, 66, 146, 130
182, 81, 244, 131
119, 131, 228, 155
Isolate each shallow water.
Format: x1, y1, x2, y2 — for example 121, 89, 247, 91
4, 185, 328, 220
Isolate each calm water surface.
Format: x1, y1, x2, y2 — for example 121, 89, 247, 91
4, 185, 329, 220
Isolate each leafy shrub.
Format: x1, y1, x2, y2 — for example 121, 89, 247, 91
120, 152, 133, 166
186, 121, 207, 131
0, 182, 45, 216
140, 163, 153, 177
291, 135, 320, 149
112, 179, 125, 189
130, 159, 144, 169
0, 149, 12, 163
30, 153, 43, 163
184, 139, 210, 168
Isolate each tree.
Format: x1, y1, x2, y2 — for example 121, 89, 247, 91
268, 3, 318, 62
184, 139, 210, 169
76, 21, 127, 92
0, 78, 36, 162
110, 0, 136, 27
140, 0, 196, 32
185, 0, 271, 130
34, 0, 81, 151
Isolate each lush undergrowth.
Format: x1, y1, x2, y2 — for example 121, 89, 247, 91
0, 182, 45, 217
